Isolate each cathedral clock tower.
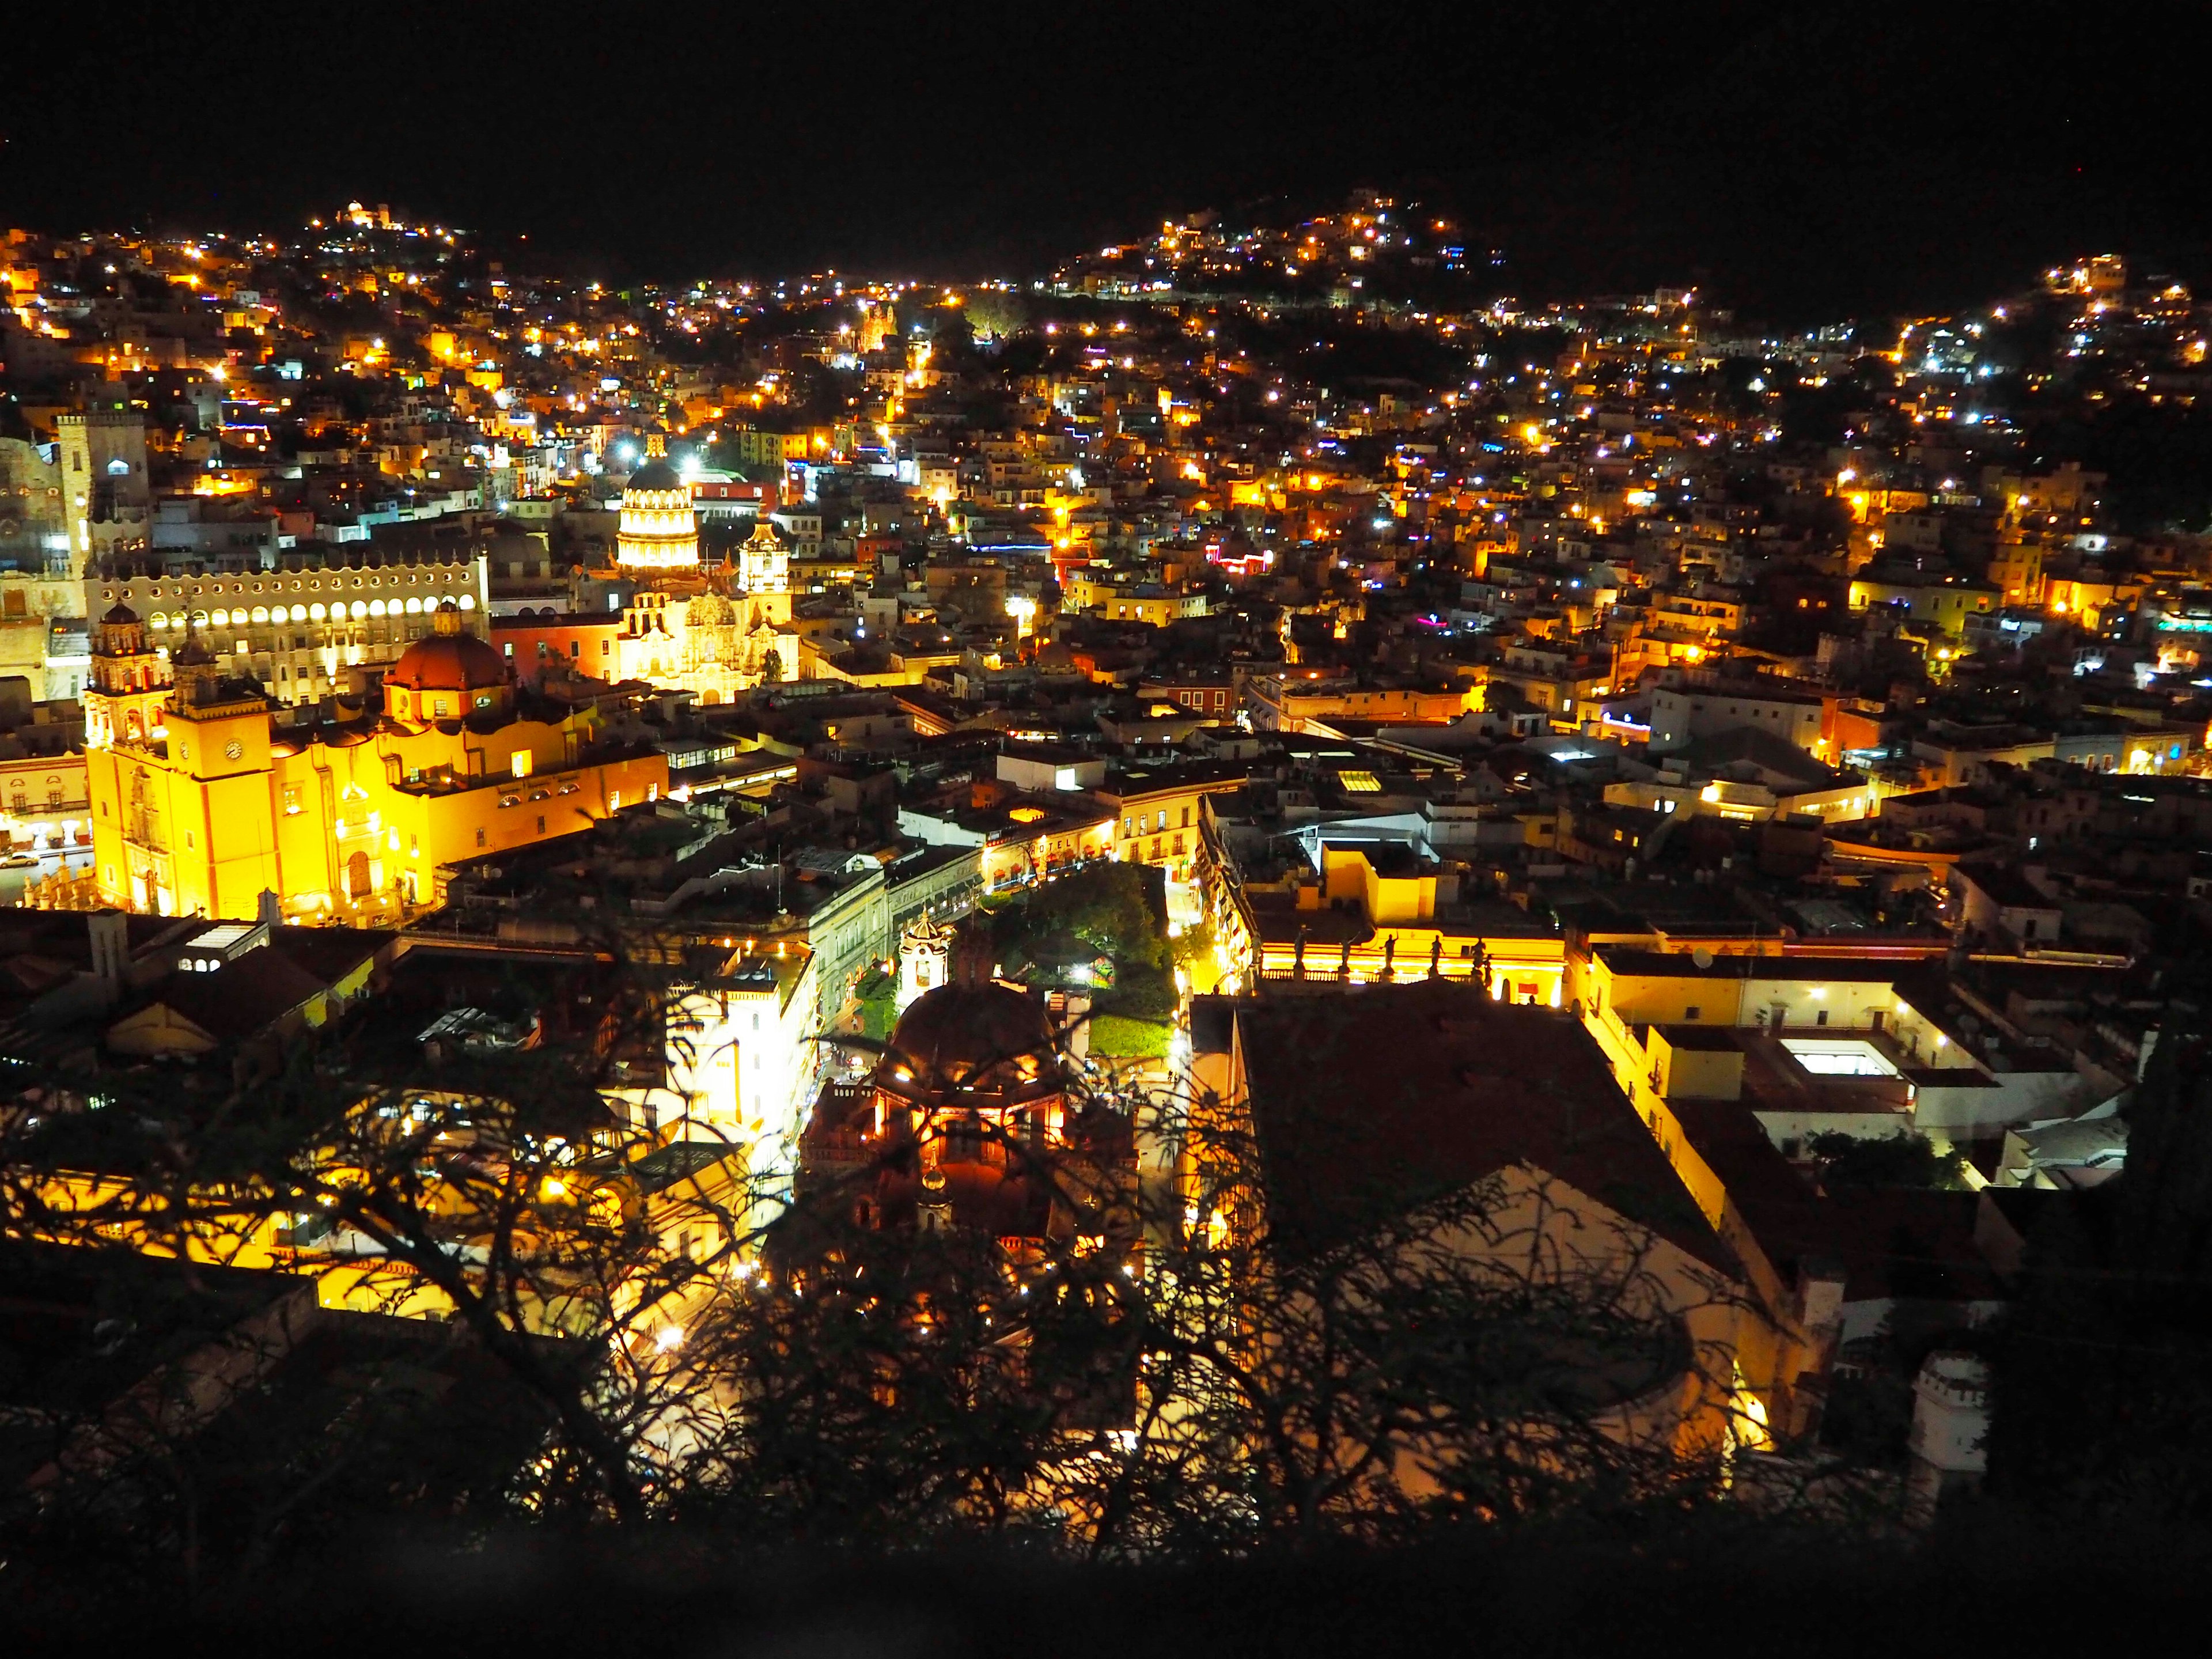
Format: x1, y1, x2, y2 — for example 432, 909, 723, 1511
160, 626, 278, 915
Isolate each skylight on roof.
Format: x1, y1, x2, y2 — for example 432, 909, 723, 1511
1781, 1037, 1899, 1078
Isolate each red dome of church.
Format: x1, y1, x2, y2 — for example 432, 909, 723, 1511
880, 980, 1064, 1111
387, 601, 504, 693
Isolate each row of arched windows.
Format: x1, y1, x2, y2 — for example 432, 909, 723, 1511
144, 593, 478, 629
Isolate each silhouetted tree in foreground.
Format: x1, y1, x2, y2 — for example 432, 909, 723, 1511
1, 934, 1774, 1595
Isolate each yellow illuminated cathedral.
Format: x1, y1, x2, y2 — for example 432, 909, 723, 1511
605, 452, 793, 704
82, 601, 667, 923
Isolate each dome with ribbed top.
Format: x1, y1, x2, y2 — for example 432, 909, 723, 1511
881, 981, 1063, 1108
877, 922, 1065, 1115
385, 602, 505, 716
618, 457, 699, 570
624, 459, 682, 493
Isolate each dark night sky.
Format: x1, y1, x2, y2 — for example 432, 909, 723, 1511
6, 2, 2206, 324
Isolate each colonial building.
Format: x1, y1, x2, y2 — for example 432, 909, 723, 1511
602, 461, 791, 704
81, 601, 667, 922
85, 544, 491, 707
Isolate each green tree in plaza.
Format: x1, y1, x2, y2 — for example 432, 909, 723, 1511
1805, 1130, 1969, 1191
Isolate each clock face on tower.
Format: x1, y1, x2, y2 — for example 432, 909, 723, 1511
224, 740, 244, 761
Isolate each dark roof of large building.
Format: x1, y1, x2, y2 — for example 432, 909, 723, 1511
263, 925, 396, 987
1593, 948, 1907, 982
138, 948, 328, 1043
1676, 725, 1854, 790
625, 459, 683, 493
1820, 1187, 2003, 1306
1234, 978, 1734, 1274
1955, 861, 2061, 910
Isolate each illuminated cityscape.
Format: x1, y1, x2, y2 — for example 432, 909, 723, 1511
4, 8, 2211, 1643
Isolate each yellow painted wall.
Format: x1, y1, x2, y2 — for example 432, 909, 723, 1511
91, 696, 668, 921
1588, 960, 1745, 1027
1111, 782, 1243, 870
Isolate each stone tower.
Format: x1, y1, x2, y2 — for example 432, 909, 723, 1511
56, 400, 150, 575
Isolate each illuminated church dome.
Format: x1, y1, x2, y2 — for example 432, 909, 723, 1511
385, 601, 508, 724
877, 927, 1065, 1119
618, 456, 699, 570
848, 925, 1080, 1239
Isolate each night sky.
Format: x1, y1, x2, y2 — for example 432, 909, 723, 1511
7, 2, 2205, 323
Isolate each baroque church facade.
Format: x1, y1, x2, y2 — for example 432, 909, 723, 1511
608, 452, 792, 706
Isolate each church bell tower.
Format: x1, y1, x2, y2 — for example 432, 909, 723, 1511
84, 603, 172, 751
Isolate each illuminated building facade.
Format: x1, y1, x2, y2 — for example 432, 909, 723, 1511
83, 601, 668, 922
1207, 840, 1567, 1003
88, 547, 491, 706
1097, 764, 1250, 884
736, 512, 791, 602
604, 474, 793, 704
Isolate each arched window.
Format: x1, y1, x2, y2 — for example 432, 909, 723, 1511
346, 850, 372, 898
